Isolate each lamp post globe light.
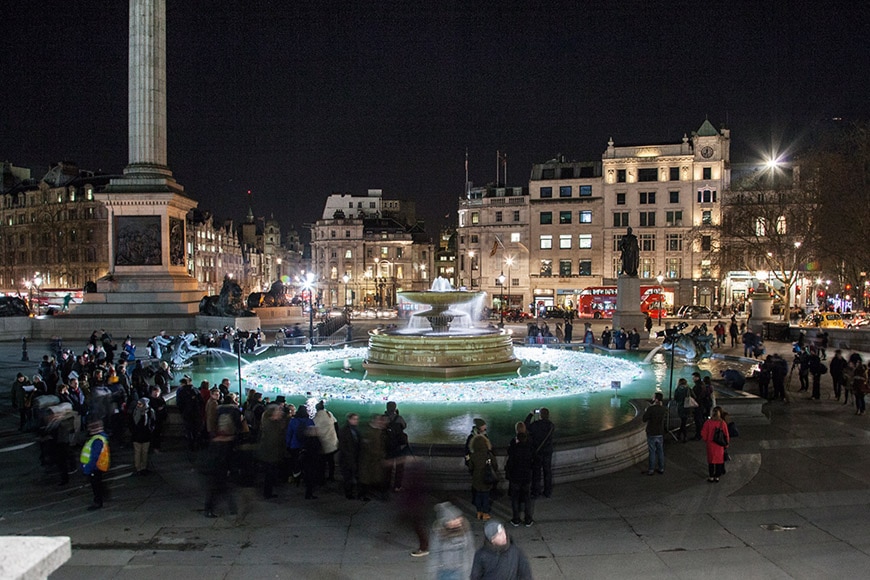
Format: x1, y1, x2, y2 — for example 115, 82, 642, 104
498, 272, 506, 328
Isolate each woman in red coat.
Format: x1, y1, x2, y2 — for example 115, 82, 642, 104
701, 407, 730, 482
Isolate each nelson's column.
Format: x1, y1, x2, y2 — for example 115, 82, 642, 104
76, 0, 201, 319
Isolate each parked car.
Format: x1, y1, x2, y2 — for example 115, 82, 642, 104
502, 309, 532, 322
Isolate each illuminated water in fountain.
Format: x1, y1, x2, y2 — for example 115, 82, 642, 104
192, 279, 758, 444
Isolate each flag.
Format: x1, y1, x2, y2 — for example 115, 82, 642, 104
489, 236, 505, 257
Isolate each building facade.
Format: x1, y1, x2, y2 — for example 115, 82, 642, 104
311, 190, 434, 309
601, 120, 730, 309
456, 184, 530, 312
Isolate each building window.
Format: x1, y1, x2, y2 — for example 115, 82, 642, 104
559, 211, 572, 224
345, 249, 352, 258
510, 232, 521, 243
579, 210, 592, 223
540, 187, 553, 198
701, 259, 712, 278
559, 186, 572, 198
330, 230, 336, 238
540, 260, 552, 276
540, 235, 553, 249
495, 211, 503, 223
578, 234, 592, 249
697, 189, 717, 203
639, 191, 656, 204
471, 212, 479, 224
613, 235, 623, 252
640, 258, 654, 278
613, 212, 629, 227
579, 185, 592, 197
669, 191, 679, 203
755, 217, 766, 237
559, 260, 572, 276
665, 211, 682, 226
612, 257, 621, 278
513, 210, 520, 222
396, 247, 403, 258
666, 233, 683, 252
702, 210, 712, 224
669, 167, 680, 181
578, 260, 592, 276
369, 202, 376, 208
639, 211, 656, 227
559, 234, 572, 249
701, 235, 712, 251
640, 233, 656, 252
666, 257, 682, 278
540, 212, 553, 225
703, 167, 712, 180
541, 168, 555, 179
775, 215, 787, 234
616, 192, 626, 205
638, 168, 658, 182
470, 235, 479, 243
617, 169, 626, 183
345, 230, 351, 237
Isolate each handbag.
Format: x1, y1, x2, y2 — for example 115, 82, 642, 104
712, 425, 728, 447
483, 455, 501, 485
683, 393, 699, 409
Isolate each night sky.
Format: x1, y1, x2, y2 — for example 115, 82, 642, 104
2, 1, 867, 240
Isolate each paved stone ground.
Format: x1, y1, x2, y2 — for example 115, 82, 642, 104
1, 323, 870, 579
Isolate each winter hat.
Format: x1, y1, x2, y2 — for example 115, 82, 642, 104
138, 397, 150, 407
68, 371, 79, 380
473, 418, 487, 429
435, 502, 463, 523
484, 520, 505, 541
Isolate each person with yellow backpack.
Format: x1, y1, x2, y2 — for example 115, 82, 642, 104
80, 420, 110, 510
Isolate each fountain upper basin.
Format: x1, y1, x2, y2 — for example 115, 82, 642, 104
364, 327, 521, 379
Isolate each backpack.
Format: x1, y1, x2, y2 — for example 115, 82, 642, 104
216, 407, 239, 437
385, 415, 408, 454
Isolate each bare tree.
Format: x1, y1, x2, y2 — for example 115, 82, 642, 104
718, 164, 820, 313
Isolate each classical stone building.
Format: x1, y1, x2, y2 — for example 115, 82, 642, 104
311, 189, 433, 309
0, 162, 111, 291
456, 184, 530, 311
601, 120, 730, 309
527, 159, 603, 311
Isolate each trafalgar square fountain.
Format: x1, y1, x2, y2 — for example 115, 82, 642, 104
190, 277, 760, 487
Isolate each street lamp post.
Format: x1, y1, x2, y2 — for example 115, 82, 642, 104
303, 272, 316, 344
498, 272, 506, 328
656, 272, 664, 327
342, 273, 350, 308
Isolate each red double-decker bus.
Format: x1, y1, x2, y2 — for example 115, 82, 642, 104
576, 286, 668, 319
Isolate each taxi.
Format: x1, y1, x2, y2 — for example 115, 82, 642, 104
799, 312, 846, 328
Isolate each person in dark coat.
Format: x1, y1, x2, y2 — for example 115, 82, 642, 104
506, 422, 534, 526
524, 408, 555, 498
830, 349, 847, 401
809, 347, 825, 400
358, 414, 387, 501
338, 412, 362, 499
256, 403, 288, 499
471, 520, 532, 580
129, 398, 155, 475
147, 385, 167, 452
642, 392, 667, 475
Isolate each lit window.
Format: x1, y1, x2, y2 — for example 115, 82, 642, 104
578, 234, 592, 249
540, 260, 552, 276
579, 211, 592, 223
510, 232, 521, 243
559, 234, 572, 249
540, 235, 553, 250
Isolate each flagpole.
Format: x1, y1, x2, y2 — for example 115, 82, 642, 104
465, 148, 469, 198
496, 150, 500, 186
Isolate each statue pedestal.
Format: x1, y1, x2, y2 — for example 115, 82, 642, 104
749, 293, 775, 334
613, 275, 647, 332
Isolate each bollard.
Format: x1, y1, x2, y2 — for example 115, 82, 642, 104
21, 337, 29, 361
